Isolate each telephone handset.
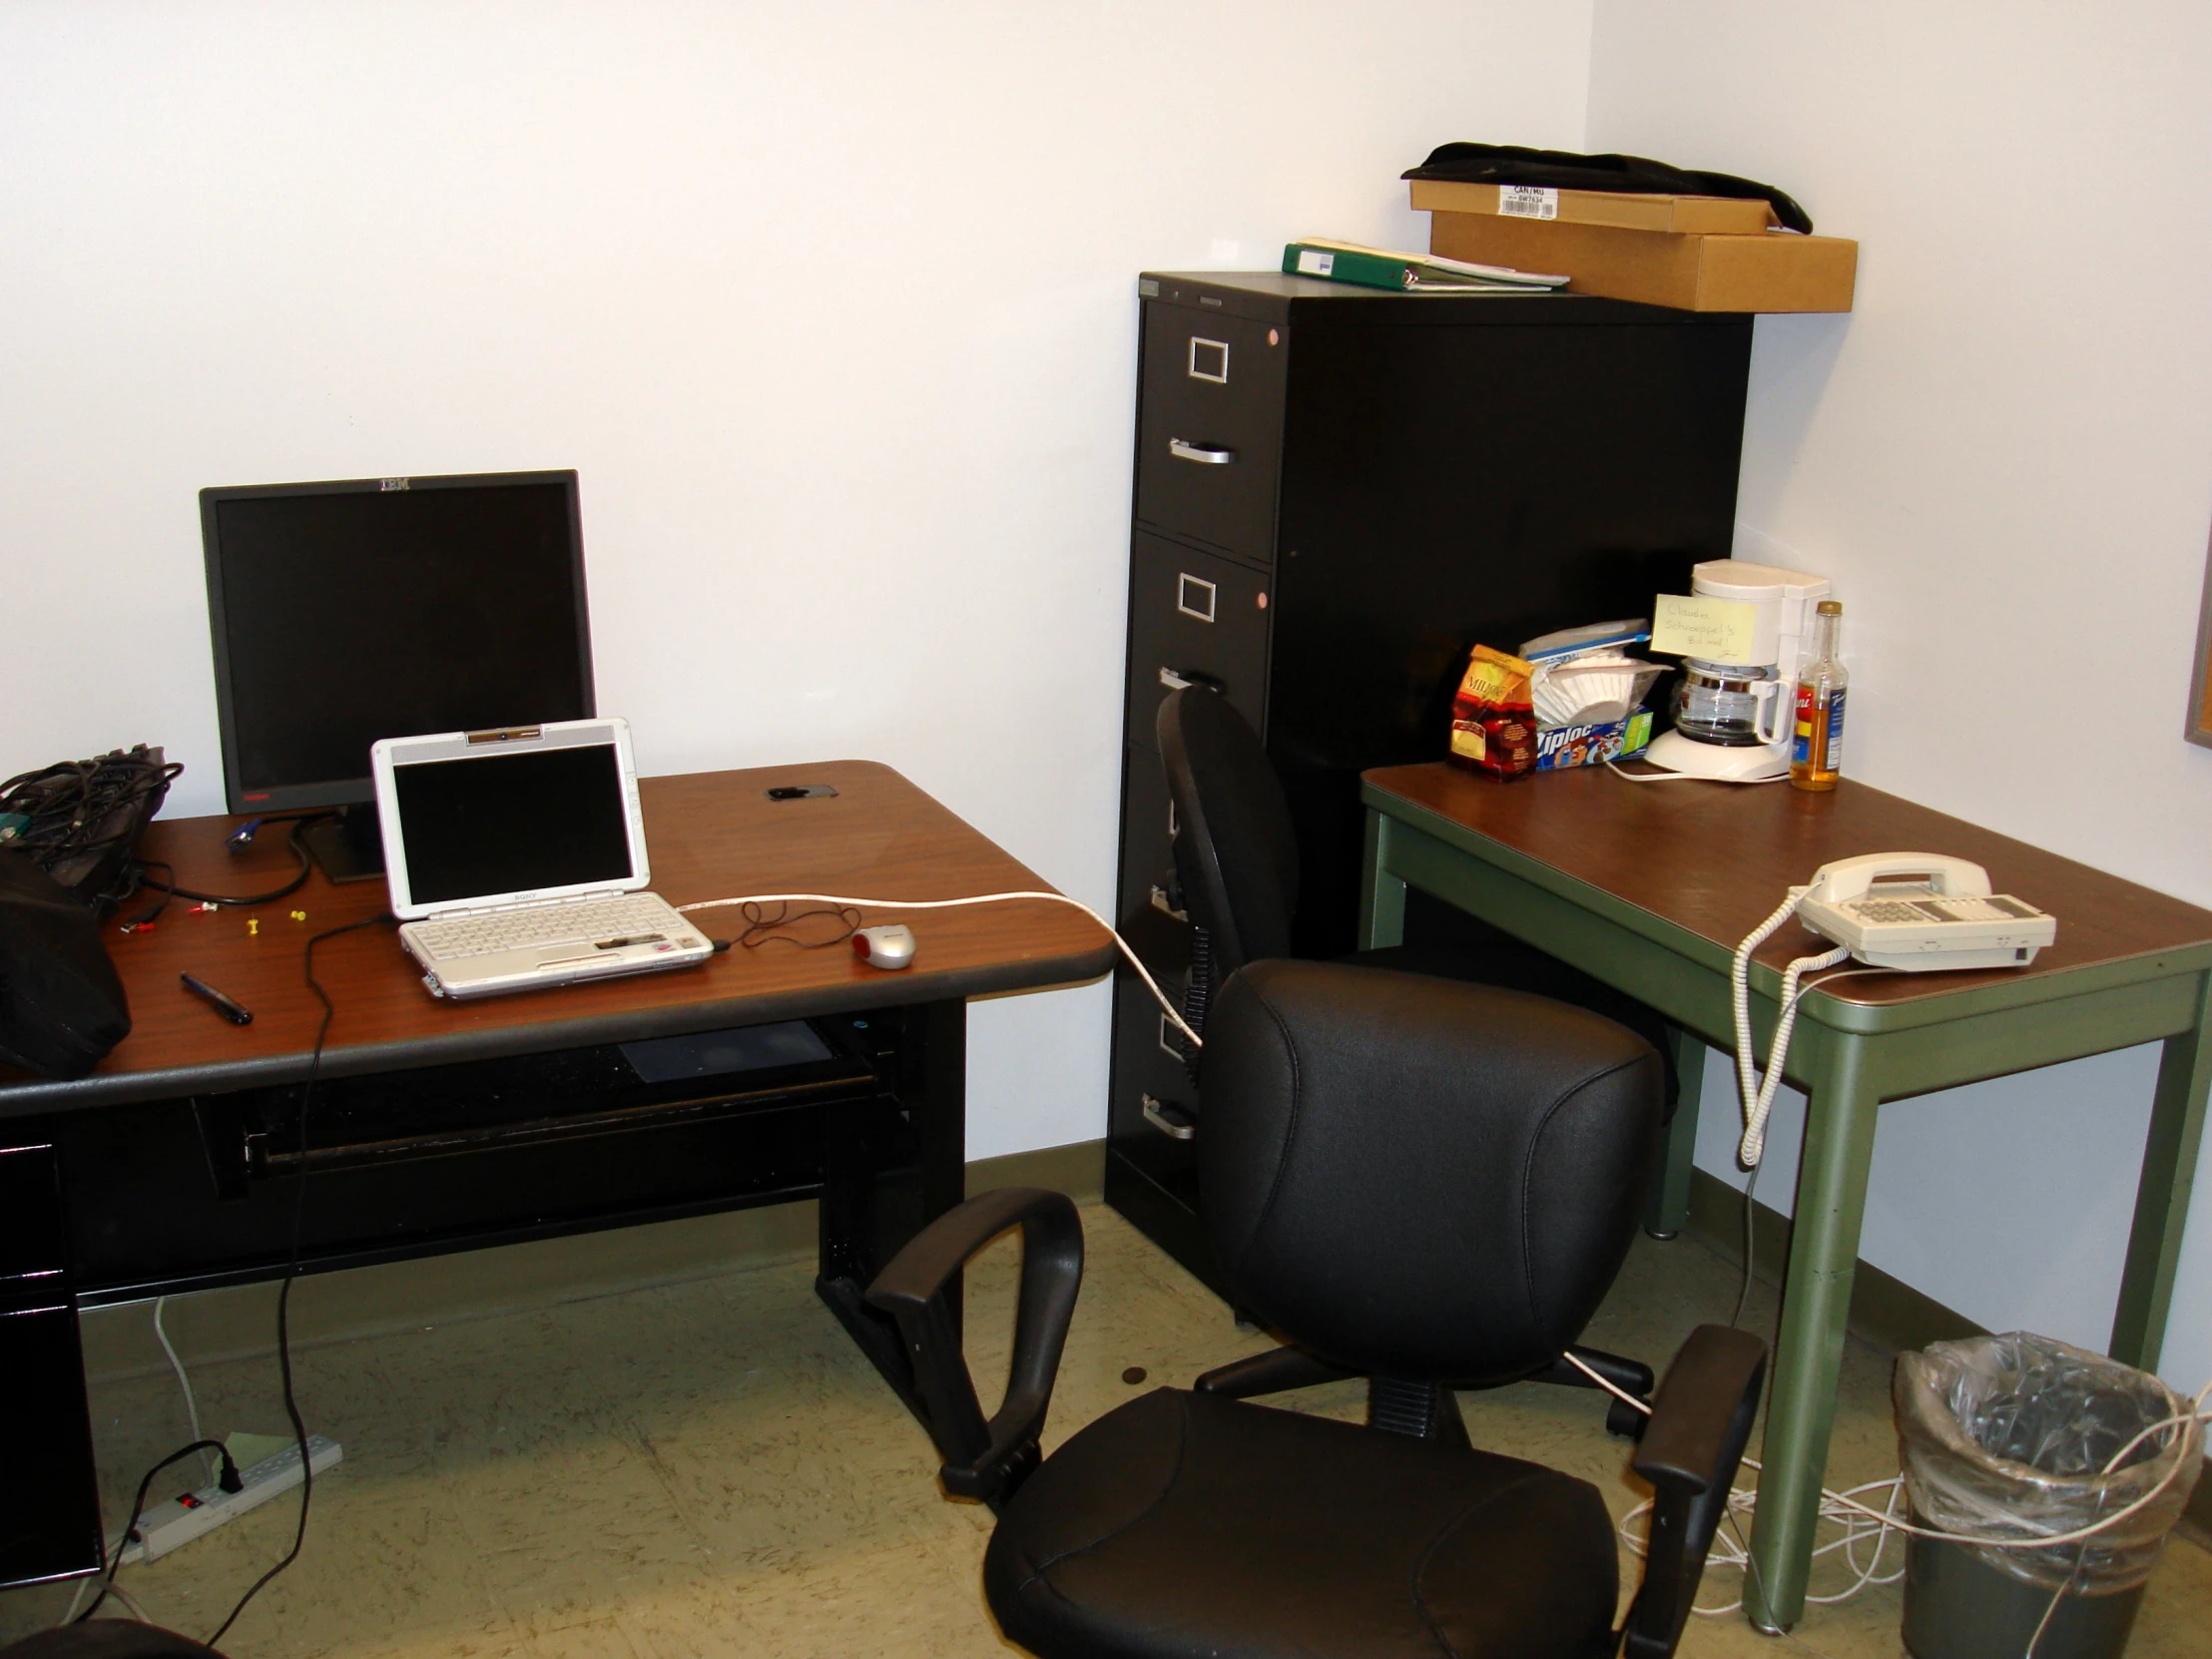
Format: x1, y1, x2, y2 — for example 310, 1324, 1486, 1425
1791, 852, 2055, 971
1731, 852, 2059, 1168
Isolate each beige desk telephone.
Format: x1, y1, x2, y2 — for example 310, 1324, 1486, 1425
1790, 852, 2056, 971
1731, 853, 2059, 1166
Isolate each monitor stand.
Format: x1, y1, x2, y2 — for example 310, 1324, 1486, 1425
300, 806, 386, 884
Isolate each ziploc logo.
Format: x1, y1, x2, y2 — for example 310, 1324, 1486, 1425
1534, 710, 1653, 770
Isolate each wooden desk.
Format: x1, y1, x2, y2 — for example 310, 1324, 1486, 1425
1358, 762, 2212, 1634
0, 761, 1113, 1588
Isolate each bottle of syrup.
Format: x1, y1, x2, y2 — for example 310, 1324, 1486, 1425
1790, 599, 1847, 792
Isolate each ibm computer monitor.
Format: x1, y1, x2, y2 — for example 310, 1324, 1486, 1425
200, 469, 595, 880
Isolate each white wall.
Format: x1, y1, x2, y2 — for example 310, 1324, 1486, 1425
26, 0, 2198, 1397
1589, 1, 2212, 1391
1, 2, 1596, 1160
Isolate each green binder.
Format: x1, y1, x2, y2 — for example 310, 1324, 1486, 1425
1282, 239, 1563, 293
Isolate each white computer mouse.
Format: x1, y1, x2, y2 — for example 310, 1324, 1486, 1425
853, 924, 917, 970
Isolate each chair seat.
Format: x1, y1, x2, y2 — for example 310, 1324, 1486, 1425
983, 1388, 1621, 1659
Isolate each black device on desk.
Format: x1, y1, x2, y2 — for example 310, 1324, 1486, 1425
199, 469, 596, 882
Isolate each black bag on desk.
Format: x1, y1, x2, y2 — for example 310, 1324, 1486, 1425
0, 850, 131, 1078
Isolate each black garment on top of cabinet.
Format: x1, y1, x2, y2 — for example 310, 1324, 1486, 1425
1404, 142, 1814, 235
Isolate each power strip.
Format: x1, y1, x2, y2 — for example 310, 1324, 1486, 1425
118, 1436, 342, 1564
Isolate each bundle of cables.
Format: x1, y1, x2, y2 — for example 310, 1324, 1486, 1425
0, 747, 324, 924
0, 747, 182, 912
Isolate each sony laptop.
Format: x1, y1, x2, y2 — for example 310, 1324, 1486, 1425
370, 717, 713, 1000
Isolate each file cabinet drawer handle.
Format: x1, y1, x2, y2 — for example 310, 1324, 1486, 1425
1158, 666, 1225, 696
1142, 1094, 1196, 1140
1168, 438, 1237, 465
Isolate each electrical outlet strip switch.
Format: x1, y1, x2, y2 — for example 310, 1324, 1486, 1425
118, 1436, 342, 1563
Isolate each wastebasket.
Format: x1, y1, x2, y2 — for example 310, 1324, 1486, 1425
1895, 1333, 2202, 1659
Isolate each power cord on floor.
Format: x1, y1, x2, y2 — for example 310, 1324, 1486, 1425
151, 1297, 211, 1487
1566, 1352, 2212, 1630
201, 912, 390, 1647
677, 889, 1203, 1051
72, 1441, 242, 1623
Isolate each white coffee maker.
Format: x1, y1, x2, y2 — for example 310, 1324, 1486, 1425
1642, 560, 1832, 783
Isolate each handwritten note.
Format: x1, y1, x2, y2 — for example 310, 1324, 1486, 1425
1651, 594, 1758, 662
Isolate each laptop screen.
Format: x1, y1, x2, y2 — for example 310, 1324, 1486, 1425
392, 742, 634, 906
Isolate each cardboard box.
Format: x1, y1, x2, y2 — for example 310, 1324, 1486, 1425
1418, 188, 1857, 313
1408, 179, 1778, 236
1534, 711, 1653, 772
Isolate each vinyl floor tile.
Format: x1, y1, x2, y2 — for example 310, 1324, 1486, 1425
6, 1202, 2207, 1659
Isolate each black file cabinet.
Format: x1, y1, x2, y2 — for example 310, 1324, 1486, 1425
1105, 273, 1754, 1291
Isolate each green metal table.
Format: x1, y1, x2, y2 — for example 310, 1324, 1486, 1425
1358, 762, 2212, 1633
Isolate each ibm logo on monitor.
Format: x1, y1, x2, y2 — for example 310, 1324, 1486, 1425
379, 477, 410, 491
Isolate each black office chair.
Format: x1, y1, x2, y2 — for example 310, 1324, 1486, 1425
1156, 683, 1681, 1104
868, 960, 1765, 1659
0, 1626, 223, 1659
1156, 684, 1667, 1428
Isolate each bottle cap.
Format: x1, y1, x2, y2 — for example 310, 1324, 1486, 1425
1817, 599, 1843, 614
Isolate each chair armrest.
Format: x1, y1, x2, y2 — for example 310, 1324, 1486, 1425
865, 1187, 1083, 1511
1621, 1324, 1767, 1659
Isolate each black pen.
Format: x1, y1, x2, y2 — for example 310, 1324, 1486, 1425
181, 973, 254, 1026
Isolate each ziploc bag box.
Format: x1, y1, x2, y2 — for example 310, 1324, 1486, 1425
1534, 711, 1654, 771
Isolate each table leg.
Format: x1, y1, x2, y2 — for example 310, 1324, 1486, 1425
1645, 1031, 1705, 1239
1745, 1037, 1882, 1634
2110, 969, 2212, 1370
1360, 810, 1407, 950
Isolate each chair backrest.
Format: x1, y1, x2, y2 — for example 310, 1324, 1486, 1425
1199, 958, 1661, 1384
1156, 686, 1299, 984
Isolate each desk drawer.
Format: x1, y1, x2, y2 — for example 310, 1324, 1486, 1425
1135, 302, 1286, 565
1126, 533, 1271, 753
0, 1141, 102, 1589
0, 1143, 68, 1289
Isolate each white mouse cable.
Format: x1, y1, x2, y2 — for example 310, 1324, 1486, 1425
676, 890, 1204, 1052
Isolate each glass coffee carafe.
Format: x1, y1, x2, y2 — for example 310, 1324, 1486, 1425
1672, 659, 1789, 747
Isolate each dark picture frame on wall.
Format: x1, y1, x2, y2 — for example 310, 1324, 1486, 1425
2190, 522, 2212, 749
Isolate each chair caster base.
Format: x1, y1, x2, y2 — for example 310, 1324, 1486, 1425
1606, 1396, 1650, 1440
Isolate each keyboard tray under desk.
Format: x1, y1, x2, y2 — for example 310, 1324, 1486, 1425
53, 1012, 908, 1303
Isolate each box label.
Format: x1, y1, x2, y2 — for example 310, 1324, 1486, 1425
1296, 249, 1336, 276
1651, 594, 1759, 663
1533, 711, 1653, 770
1498, 185, 1558, 221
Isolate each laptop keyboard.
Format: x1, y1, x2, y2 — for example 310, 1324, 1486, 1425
412, 894, 685, 960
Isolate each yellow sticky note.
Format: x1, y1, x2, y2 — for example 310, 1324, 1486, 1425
1651, 594, 1758, 662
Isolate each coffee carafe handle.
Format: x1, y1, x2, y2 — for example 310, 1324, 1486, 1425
1754, 681, 1791, 747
